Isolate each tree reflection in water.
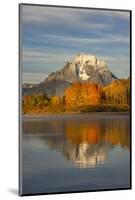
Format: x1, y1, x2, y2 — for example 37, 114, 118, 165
23, 115, 130, 168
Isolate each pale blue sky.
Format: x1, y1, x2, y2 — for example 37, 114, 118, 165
21, 5, 130, 83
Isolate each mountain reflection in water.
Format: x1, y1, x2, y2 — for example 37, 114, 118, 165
23, 114, 130, 169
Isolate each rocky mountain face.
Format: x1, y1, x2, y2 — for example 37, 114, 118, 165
45, 54, 117, 85
23, 54, 117, 97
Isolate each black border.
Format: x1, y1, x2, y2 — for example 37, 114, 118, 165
19, 3, 132, 196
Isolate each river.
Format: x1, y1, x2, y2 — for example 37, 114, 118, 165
20, 113, 131, 195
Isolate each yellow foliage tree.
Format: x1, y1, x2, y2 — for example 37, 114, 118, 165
103, 78, 130, 105
50, 95, 61, 106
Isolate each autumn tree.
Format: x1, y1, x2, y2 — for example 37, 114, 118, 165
64, 82, 101, 106
50, 96, 61, 106
64, 82, 81, 106
103, 78, 130, 105
23, 93, 50, 112
81, 82, 101, 105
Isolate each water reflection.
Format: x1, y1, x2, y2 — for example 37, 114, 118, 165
23, 114, 130, 168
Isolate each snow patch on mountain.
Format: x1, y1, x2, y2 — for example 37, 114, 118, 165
78, 65, 90, 80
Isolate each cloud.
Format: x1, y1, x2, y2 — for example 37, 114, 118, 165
21, 5, 130, 32
22, 72, 48, 84
22, 31, 129, 60
98, 10, 130, 20
22, 48, 74, 64
22, 31, 130, 70
36, 33, 130, 45
21, 5, 130, 24
20, 4, 130, 82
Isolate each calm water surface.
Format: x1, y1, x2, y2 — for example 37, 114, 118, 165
21, 113, 130, 195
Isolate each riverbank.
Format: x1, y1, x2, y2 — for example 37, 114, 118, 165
22, 112, 130, 121
22, 104, 130, 115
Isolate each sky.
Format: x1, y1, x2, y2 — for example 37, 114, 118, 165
20, 5, 130, 83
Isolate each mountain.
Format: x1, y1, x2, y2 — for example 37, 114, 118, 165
23, 54, 118, 97
45, 54, 117, 84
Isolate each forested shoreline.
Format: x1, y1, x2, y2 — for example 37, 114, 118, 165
22, 78, 130, 114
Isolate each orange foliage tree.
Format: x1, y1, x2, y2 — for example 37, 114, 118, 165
64, 82, 101, 106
